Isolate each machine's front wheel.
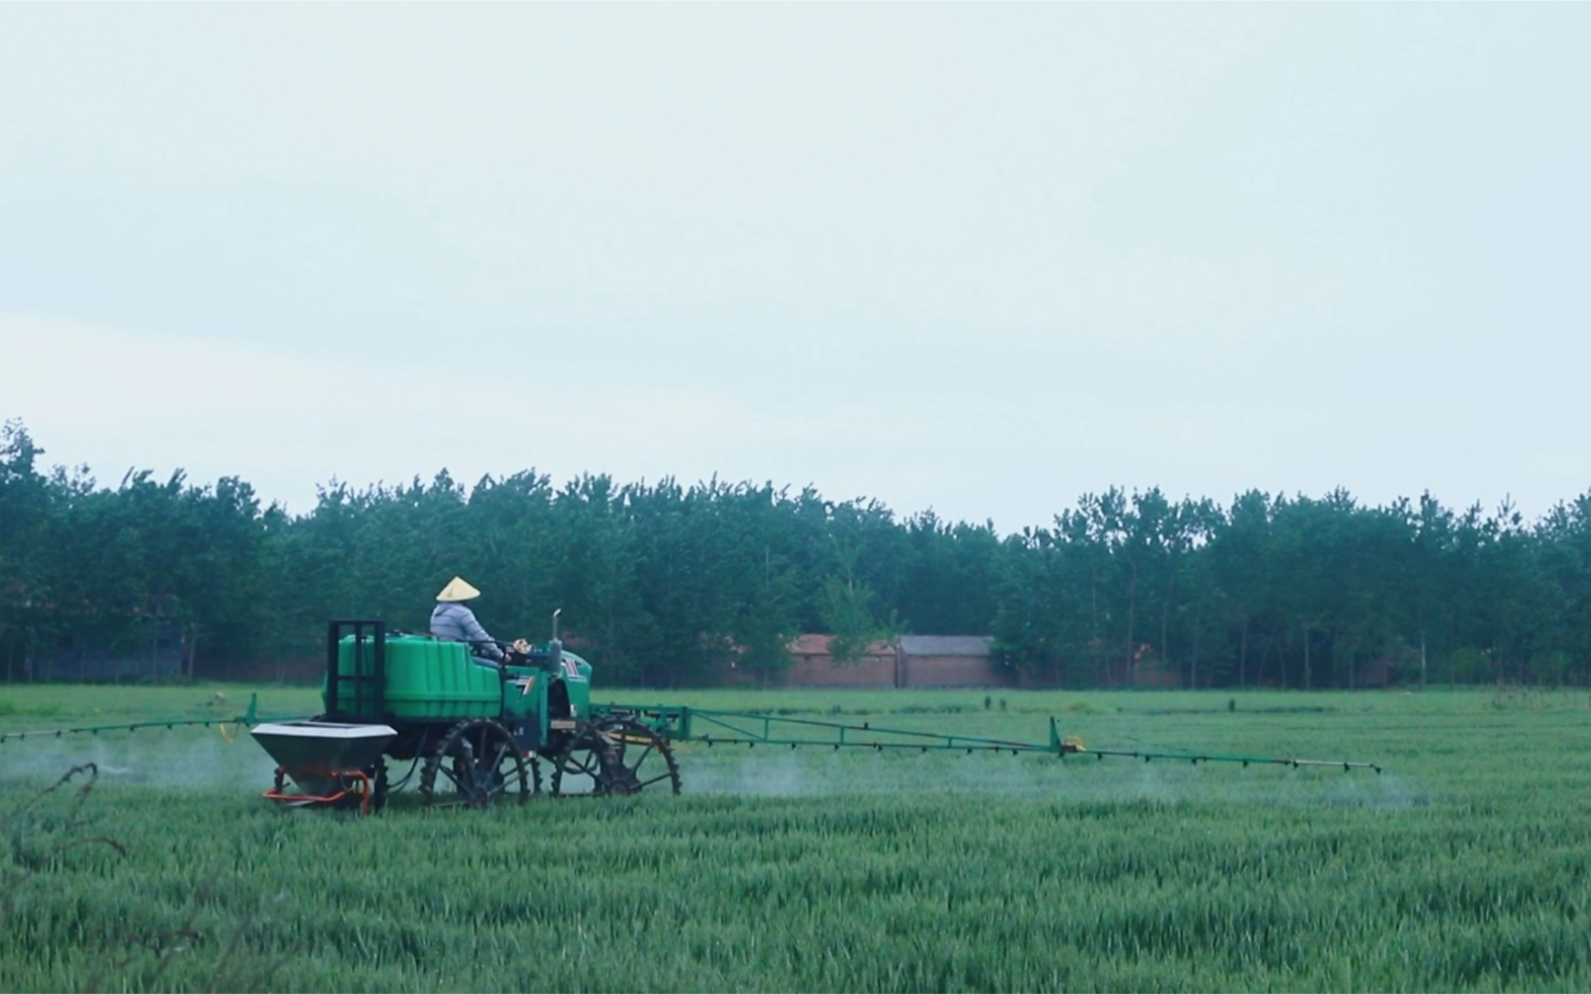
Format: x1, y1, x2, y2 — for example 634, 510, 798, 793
419, 719, 530, 809
550, 716, 681, 797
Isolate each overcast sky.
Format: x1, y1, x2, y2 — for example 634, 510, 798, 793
3, 5, 1588, 532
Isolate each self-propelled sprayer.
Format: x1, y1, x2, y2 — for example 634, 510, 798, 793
239, 619, 1380, 813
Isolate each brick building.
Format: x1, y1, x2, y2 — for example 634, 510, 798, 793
779, 634, 1012, 689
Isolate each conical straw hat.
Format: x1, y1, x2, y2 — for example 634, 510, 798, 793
436, 576, 482, 602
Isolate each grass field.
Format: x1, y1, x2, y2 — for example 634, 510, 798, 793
1, 683, 1589, 992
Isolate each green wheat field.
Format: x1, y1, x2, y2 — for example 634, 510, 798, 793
1, 685, 1588, 992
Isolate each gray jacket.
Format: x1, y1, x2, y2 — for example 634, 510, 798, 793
430, 602, 503, 661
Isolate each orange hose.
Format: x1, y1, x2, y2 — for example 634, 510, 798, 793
263, 770, 374, 815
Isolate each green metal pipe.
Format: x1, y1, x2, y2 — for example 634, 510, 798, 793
598, 703, 1382, 773
0, 694, 271, 743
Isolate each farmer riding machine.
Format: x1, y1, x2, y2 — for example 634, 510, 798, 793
247, 618, 1382, 814
251, 619, 679, 812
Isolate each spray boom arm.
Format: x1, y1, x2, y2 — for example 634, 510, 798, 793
593, 704, 1383, 772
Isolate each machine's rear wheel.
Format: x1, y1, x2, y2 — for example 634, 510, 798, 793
550, 716, 681, 797
420, 719, 530, 809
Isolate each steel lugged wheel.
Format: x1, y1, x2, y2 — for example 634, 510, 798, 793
419, 719, 529, 809
550, 716, 681, 797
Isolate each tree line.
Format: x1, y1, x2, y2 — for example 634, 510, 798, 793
3, 420, 1590, 688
